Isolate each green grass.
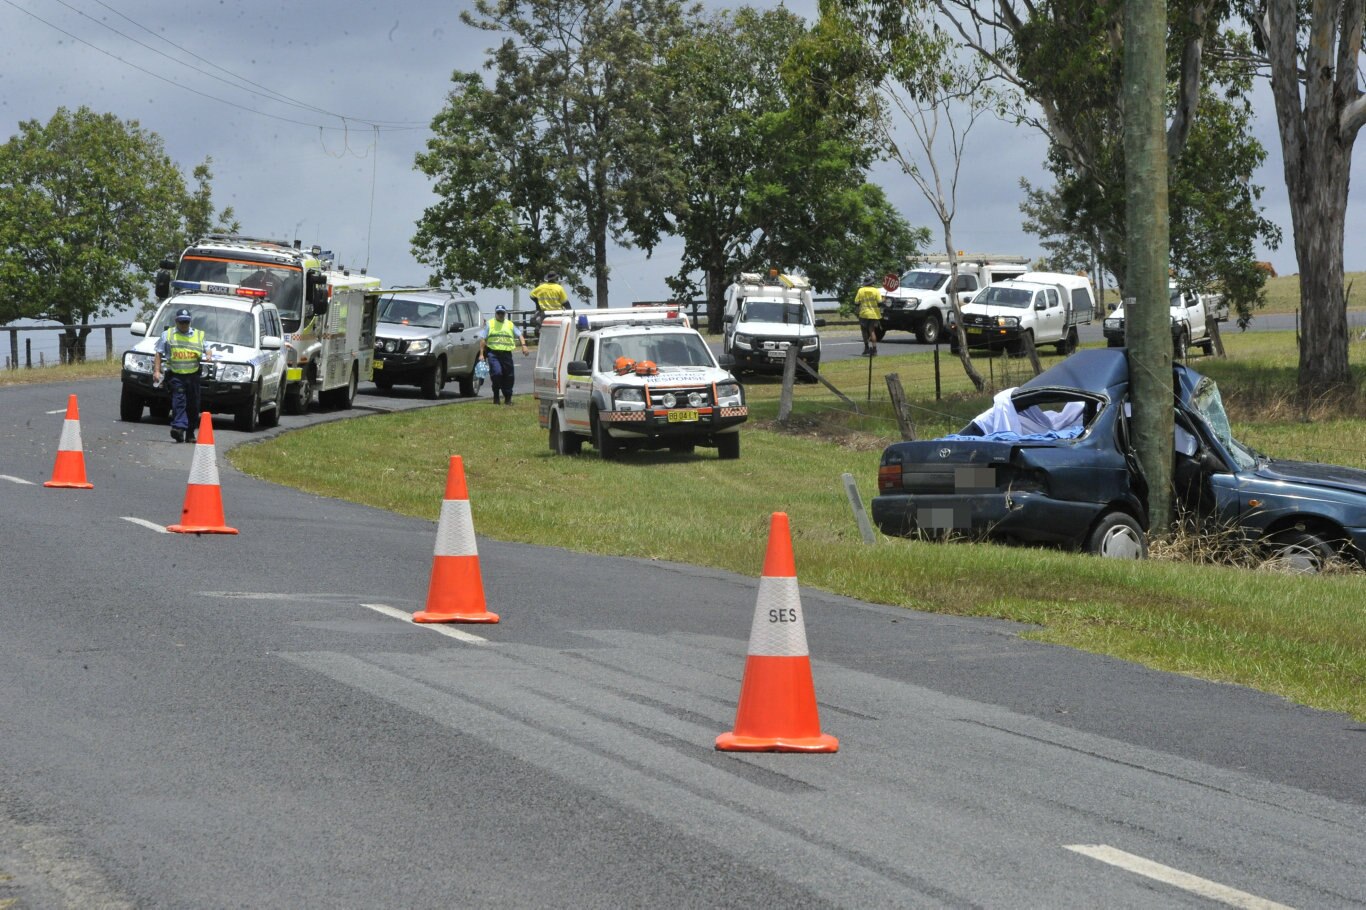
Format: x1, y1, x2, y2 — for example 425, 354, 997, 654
230, 334, 1366, 721
0, 359, 118, 386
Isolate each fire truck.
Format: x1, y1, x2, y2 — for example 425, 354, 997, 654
155, 234, 379, 412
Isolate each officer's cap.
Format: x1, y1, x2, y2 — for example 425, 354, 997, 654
175, 308, 192, 321
494, 305, 508, 314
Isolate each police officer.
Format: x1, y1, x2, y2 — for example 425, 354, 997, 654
153, 308, 213, 442
855, 276, 885, 356
529, 273, 569, 329
478, 305, 529, 405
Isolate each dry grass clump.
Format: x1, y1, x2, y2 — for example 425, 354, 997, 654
1149, 511, 1362, 575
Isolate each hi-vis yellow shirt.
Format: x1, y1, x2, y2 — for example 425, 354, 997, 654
855, 286, 884, 320
530, 282, 568, 311
164, 328, 207, 373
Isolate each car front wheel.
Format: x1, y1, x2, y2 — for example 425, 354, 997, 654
1085, 512, 1146, 558
120, 385, 144, 422
1262, 529, 1341, 574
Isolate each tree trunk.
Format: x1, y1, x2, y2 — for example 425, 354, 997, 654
942, 228, 984, 391
705, 265, 726, 335
1285, 142, 1353, 399
594, 217, 610, 310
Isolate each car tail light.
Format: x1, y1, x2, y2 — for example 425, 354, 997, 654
878, 463, 902, 492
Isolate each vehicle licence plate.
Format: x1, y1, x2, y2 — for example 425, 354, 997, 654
667, 409, 699, 423
372, 360, 383, 369
967, 327, 983, 335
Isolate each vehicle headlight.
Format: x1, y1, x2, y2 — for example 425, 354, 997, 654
716, 381, 742, 404
733, 333, 753, 349
124, 352, 153, 374
614, 387, 645, 406
687, 391, 706, 407
661, 392, 678, 408
997, 316, 1019, 328
1104, 318, 1123, 330
218, 363, 254, 383
800, 336, 819, 350
407, 339, 431, 354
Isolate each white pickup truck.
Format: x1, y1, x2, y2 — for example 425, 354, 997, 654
1103, 284, 1224, 357
879, 255, 1030, 344
956, 272, 1097, 356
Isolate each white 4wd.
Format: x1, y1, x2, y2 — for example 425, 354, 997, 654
881, 255, 1029, 344
534, 308, 747, 459
957, 271, 1097, 356
1103, 283, 1220, 357
722, 272, 823, 376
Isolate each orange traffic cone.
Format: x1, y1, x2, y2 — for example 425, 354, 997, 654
413, 455, 499, 624
44, 394, 93, 489
167, 412, 238, 535
716, 512, 838, 753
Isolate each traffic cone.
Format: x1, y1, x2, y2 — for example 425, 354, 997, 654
44, 394, 93, 489
716, 512, 838, 753
167, 412, 238, 535
413, 455, 499, 624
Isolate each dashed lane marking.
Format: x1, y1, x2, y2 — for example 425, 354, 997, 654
121, 517, 168, 534
1064, 844, 1294, 909
0, 476, 35, 485
44, 408, 66, 415
360, 602, 489, 644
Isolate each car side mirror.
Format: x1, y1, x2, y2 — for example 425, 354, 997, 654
717, 353, 736, 368
130, 321, 148, 337
260, 335, 283, 351
154, 270, 171, 300
567, 360, 591, 376
815, 318, 826, 328
1198, 449, 1226, 473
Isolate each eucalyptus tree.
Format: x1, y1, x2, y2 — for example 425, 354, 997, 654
0, 107, 227, 359
655, 6, 925, 328
415, 0, 697, 307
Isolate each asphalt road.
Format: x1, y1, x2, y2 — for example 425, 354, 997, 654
1, 375, 1363, 908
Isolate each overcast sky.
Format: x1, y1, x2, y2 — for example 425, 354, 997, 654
2, 0, 1358, 317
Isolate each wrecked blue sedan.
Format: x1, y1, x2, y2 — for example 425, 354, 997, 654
871, 348, 1366, 569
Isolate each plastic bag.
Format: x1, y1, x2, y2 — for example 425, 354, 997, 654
474, 359, 490, 380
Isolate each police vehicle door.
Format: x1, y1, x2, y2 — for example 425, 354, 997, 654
563, 335, 596, 431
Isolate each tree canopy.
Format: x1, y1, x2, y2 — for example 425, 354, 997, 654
0, 107, 232, 357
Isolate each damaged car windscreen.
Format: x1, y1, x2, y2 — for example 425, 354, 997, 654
1190, 376, 1257, 469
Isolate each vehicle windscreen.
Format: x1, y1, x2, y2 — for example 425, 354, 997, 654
153, 305, 256, 348
898, 271, 948, 291
975, 286, 1033, 308
379, 297, 445, 328
178, 256, 303, 318
740, 300, 810, 325
1190, 375, 1257, 469
598, 333, 715, 370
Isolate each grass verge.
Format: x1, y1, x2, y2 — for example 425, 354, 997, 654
0, 360, 119, 386
231, 336, 1366, 721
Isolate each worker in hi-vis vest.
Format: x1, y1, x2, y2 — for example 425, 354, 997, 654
153, 307, 214, 443
478, 305, 530, 405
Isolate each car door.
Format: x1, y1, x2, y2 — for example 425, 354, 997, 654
454, 301, 480, 372
563, 335, 595, 430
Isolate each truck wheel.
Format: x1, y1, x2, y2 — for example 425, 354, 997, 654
1056, 328, 1078, 355
234, 388, 261, 432
1174, 329, 1189, 361
591, 408, 620, 460
287, 374, 314, 415
550, 412, 582, 455
716, 433, 740, 460
339, 367, 358, 410
916, 313, 942, 345
1084, 512, 1146, 559
874, 325, 887, 342
1007, 330, 1033, 358
421, 358, 445, 399
260, 376, 285, 429
119, 385, 144, 422
457, 370, 475, 397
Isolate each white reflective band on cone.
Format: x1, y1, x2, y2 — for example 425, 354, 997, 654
433, 499, 478, 557
57, 420, 82, 451
745, 576, 809, 657
187, 444, 220, 487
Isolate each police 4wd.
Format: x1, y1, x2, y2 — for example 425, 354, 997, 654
121, 282, 287, 432
533, 307, 747, 459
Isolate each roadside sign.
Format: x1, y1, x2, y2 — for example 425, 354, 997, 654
882, 273, 900, 292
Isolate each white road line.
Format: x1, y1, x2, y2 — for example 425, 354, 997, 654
360, 602, 489, 644
1064, 845, 1295, 909
121, 516, 169, 534
0, 474, 36, 485
45, 408, 66, 414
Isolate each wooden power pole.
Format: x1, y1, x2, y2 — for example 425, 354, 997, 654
1123, 0, 1174, 538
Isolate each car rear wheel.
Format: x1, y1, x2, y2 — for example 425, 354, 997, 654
1085, 512, 1146, 558
1174, 328, 1189, 361
120, 386, 144, 422
1056, 327, 1078, 355
260, 376, 285, 429
550, 413, 583, 455
339, 367, 358, 409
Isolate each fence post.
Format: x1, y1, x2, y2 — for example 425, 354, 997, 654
777, 345, 798, 423
7, 328, 16, 370
104, 325, 115, 360
885, 373, 916, 441
1023, 331, 1042, 374
1205, 312, 1225, 357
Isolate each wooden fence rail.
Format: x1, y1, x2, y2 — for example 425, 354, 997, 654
4, 323, 133, 369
